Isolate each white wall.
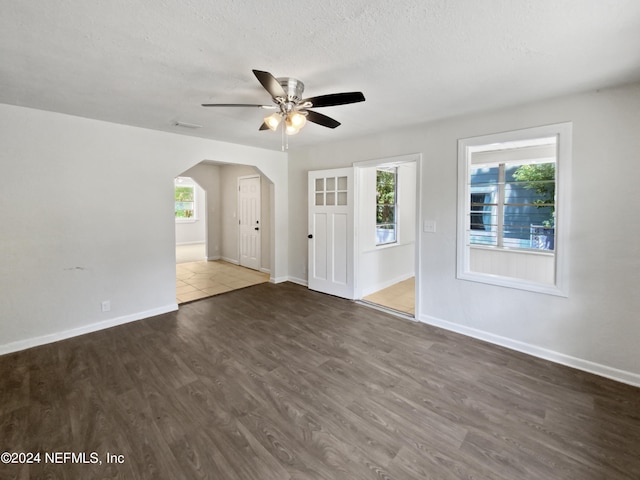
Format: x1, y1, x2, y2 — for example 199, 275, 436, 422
174, 179, 206, 245
357, 161, 416, 297
0, 103, 287, 353
179, 162, 222, 259
288, 82, 640, 385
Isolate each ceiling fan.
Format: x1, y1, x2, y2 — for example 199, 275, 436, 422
202, 70, 365, 138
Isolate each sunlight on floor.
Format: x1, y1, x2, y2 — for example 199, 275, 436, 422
176, 243, 206, 264
363, 277, 415, 316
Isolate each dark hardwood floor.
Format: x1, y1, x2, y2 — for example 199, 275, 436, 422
1, 282, 639, 479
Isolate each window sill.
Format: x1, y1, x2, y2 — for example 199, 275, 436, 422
175, 218, 197, 224
376, 241, 398, 248
458, 270, 567, 297
469, 244, 554, 257
363, 241, 414, 254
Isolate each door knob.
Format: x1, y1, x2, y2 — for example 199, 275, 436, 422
308, 234, 313, 239
255, 227, 260, 231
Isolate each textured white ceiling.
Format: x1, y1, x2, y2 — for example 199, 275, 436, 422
1, 0, 639, 150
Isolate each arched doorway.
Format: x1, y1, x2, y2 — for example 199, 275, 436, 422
174, 162, 273, 304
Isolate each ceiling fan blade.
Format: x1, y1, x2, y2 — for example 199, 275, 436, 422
302, 92, 365, 108
252, 70, 287, 99
306, 110, 341, 129
259, 122, 270, 131
201, 103, 274, 108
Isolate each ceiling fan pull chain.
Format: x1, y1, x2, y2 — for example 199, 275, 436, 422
285, 121, 289, 151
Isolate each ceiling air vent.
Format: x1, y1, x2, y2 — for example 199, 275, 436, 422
174, 121, 202, 129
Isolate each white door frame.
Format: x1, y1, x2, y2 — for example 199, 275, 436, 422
238, 174, 261, 271
353, 153, 422, 318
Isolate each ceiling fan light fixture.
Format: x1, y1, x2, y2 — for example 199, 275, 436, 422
289, 111, 307, 128
285, 124, 300, 136
284, 116, 300, 135
264, 112, 281, 131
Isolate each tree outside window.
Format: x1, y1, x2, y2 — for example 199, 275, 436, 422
376, 167, 397, 245
512, 163, 556, 228
175, 178, 195, 219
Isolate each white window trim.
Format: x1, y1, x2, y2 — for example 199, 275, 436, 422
457, 123, 572, 296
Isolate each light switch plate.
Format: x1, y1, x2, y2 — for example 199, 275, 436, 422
424, 220, 436, 233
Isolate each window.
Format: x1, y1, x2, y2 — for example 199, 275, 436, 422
315, 175, 348, 206
457, 123, 572, 296
175, 177, 196, 221
376, 167, 397, 245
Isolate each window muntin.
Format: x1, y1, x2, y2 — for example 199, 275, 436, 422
376, 167, 397, 245
315, 175, 348, 206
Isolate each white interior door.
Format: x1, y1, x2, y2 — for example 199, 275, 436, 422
239, 175, 261, 270
308, 168, 354, 299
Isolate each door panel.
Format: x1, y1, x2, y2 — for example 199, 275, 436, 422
332, 212, 348, 285
308, 168, 354, 299
313, 213, 328, 280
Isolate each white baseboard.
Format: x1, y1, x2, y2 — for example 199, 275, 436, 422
0, 304, 178, 356
361, 272, 414, 297
418, 314, 640, 388
285, 276, 308, 286
219, 256, 268, 273
175, 241, 206, 246
207, 255, 221, 261
270, 275, 292, 284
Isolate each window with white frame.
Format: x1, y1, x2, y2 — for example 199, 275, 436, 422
175, 177, 196, 221
457, 123, 572, 296
376, 167, 397, 245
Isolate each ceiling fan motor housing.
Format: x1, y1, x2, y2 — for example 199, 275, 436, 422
277, 77, 304, 103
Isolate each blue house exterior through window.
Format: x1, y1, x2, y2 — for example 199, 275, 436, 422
469, 153, 556, 251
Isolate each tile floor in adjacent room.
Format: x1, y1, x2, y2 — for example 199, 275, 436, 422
176, 260, 270, 304
363, 277, 415, 316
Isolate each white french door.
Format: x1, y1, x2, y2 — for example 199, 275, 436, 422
308, 168, 354, 299
238, 175, 261, 271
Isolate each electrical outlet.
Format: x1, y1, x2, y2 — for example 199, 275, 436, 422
101, 300, 111, 312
